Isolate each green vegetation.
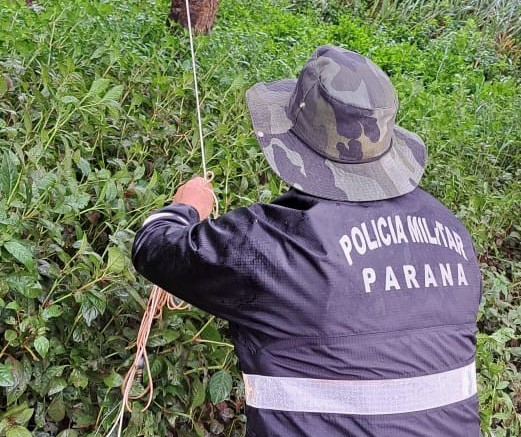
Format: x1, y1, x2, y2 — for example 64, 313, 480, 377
0, 0, 519, 435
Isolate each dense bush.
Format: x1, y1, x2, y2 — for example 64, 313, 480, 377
0, 0, 519, 436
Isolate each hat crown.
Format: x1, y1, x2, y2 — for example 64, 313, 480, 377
288, 46, 398, 163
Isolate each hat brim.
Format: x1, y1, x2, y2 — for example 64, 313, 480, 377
246, 79, 427, 202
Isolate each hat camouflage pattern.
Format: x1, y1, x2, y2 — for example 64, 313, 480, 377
246, 45, 427, 202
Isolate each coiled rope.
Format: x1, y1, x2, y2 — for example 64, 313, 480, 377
106, 1, 213, 435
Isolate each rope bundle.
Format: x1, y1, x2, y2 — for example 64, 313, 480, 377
121, 285, 188, 413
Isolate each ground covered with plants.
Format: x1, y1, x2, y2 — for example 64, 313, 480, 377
0, 0, 520, 436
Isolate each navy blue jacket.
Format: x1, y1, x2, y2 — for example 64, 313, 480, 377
132, 188, 482, 437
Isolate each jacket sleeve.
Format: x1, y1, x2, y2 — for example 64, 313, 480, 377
131, 202, 263, 322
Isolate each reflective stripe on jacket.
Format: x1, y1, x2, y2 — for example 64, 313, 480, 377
132, 188, 482, 437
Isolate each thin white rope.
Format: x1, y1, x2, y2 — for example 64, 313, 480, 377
105, 4, 210, 436
184, 0, 208, 179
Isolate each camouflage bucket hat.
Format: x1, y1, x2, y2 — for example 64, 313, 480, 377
245, 45, 427, 202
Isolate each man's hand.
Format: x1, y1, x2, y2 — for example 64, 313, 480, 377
172, 176, 214, 220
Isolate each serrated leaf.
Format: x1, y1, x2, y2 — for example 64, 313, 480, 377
6, 426, 32, 437
209, 370, 233, 404
64, 192, 90, 212
104, 179, 118, 202
147, 329, 180, 347
101, 84, 124, 104
5, 301, 18, 310
106, 246, 126, 274
13, 408, 33, 425
200, 323, 221, 342
490, 327, 516, 344
81, 301, 100, 326
47, 394, 66, 422
4, 241, 34, 269
103, 370, 123, 388
87, 78, 110, 97
76, 157, 91, 177
5, 275, 41, 299
47, 377, 67, 396
6, 357, 31, 405
34, 336, 49, 358
34, 171, 56, 192
0, 151, 18, 198
68, 368, 89, 389
0, 363, 15, 387
149, 356, 164, 378
190, 378, 206, 410
60, 95, 79, 104
80, 288, 106, 325
42, 305, 63, 319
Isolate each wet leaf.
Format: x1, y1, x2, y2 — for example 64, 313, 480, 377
190, 378, 206, 410
103, 370, 124, 388
13, 408, 33, 425
0, 363, 15, 387
34, 336, 49, 358
0, 151, 18, 198
107, 246, 126, 274
47, 378, 67, 396
87, 78, 110, 97
209, 370, 233, 404
42, 305, 63, 319
6, 426, 32, 437
3, 241, 34, 269
47, 395, 66, 422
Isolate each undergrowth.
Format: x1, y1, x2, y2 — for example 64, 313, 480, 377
0, 0, 519, 436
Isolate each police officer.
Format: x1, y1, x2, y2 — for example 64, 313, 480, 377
132, 46, 482, 437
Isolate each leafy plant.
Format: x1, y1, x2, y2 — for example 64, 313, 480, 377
0, 0, 519, 435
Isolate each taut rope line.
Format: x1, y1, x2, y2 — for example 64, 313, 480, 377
105, 2, 213, 435
185, 0, 208, 179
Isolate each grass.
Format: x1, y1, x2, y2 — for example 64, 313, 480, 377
0, 0, 520, 436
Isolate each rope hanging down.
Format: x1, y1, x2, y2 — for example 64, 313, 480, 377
106, 1, 213, 435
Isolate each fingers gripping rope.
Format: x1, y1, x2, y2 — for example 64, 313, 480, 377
205, 171, 220, 217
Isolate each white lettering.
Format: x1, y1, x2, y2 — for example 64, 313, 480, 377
340, 216, 469, 267
439, 263, 454, 286
387, 216, 398, 244
453, 231, 468, 260
424, 264, 438, 288
370, 220, 382, 247
445, 226, 457, 252
457, 263, 468, 286
351, 227, 367, 256
403, 265, 420, 289
385, 266, 401, 291
339, 235, 353, 266
377, 216, 392, 246
407, 215, 424, 243
421, 218, 439, 244
361, 223, 379, 251
362, 268, 376, 293
435, 221, 448, 246
395, 216, 408, 244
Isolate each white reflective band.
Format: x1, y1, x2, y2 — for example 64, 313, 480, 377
243, 361, 477, 415
143, 212, 189, 227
